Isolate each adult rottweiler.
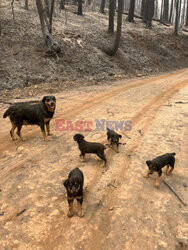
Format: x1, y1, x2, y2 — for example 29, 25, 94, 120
64, 168, 84, 217
3, 96, 56, 141
107, 128, 122, 153
73, 133, 107, 167
144, 153, 176, 187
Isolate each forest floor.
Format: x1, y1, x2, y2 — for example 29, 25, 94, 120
0, 1, 188, 250
0, 0, 188, 98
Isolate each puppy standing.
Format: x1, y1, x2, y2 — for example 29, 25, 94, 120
3, 96, 56, 141
107, 128, 122, 153
64, 168, 84, 217
73, 133, 107, 167
144, 153, 176, 187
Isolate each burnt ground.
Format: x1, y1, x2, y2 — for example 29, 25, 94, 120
0, 1, 188, 250
0, 0, 188, 100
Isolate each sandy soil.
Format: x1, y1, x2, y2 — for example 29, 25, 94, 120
0, 69, 187, 249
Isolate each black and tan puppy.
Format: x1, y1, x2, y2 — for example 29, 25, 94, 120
144, 153, 176, 187
3, 96, 56, 141
64, 168, 84, 218
107, 128, 122, 153
73, 133, 107, 166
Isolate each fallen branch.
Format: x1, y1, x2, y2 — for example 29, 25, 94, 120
163, 180, 186, 206
122, 11, 171, 26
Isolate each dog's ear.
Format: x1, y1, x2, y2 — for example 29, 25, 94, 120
119, 135, 122, 139
42, 96, 47, 103
63, 179, 69, 188
146, 160, 151, 167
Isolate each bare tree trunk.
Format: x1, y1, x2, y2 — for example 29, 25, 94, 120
60, 0, 65, 10
108, 0, 115, 33
160, 0, 164, 21
144, 0, 154, 27
186, 0, 188, 26
44, 0, 50, 17
100, 0, 105, 13
154, 0, 158, 19
163, 0, 169, 22
49, 0, 55, 34
78, 0, 83, 15
174, 0, 180, 35
36, 0, 47, 41
25, 0, 29, 10
141, 0, 145, 17
127, 0, 136, 22
104, 0, 123, 56
169, 0, 174, 23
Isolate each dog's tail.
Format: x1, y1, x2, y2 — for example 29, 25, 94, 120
3, 108, 11, 118
171, 152, 176, 156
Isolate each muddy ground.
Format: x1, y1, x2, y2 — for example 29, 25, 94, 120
0, 0, 188, 99
0, 69, 188, 249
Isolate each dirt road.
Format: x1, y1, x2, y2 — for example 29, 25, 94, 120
0, 69, 188, 249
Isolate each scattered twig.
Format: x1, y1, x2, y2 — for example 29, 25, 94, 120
163, 180, 186, 206
105, 142, 126, 147
107, 183, 117, 188
175, 101, 188, 104
124, 134, 131, 139
137, 129, 143, 136
16, 209, 26, 217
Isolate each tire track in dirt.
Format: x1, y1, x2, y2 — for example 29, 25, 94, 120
0, 72, 187, 222
80, 79, 188, 250
41, 79, 188, 249
0, 69, 187, 155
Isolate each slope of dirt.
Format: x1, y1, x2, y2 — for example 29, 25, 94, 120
0, 69, 187, 249
0, 1, 188, 98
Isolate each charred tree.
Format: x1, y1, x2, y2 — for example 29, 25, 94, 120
78, 0, 83, 15
174, 0, 180, 35
141, 0, 146, 17
49, 0, 55, 34
108, 0, 115, 33
163, 0, 169, 22
104, 0, 123, 56
36, 0, 61, 59
127, 0, 136, 22
60, 0, 65, 10
143, 0, 154, 28
25, 0, 29, 10
100, 0, 105, 13
169, 0, 174, 23
186, 0, 188, 26
44, 0, 50, 17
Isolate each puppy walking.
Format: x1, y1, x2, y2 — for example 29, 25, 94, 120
3, 96, 56, 141
144, 153, 176, 187
107, 128, 122, 153
64, 168, 84, 217
73, 134, 107, 167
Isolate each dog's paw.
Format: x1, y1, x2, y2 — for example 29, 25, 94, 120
48, 133, 53, 136
77, 210, 83, 218
67, 211, 74, 218
144, 174, 149, 178
155, 183, 160, 188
